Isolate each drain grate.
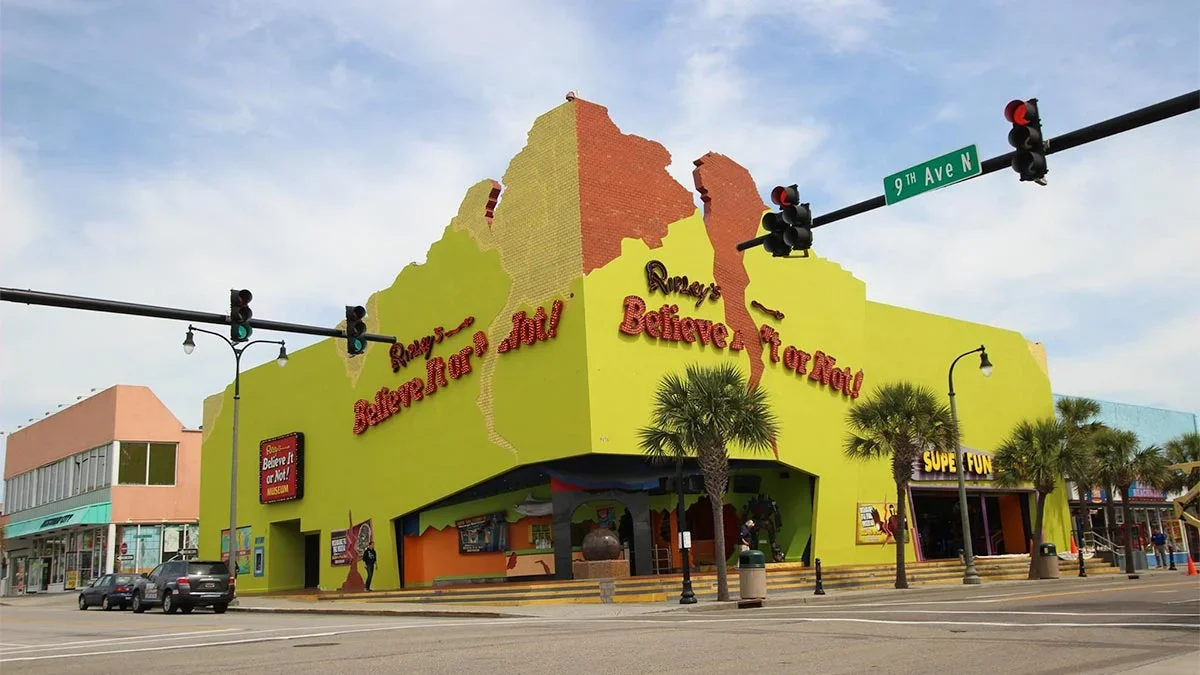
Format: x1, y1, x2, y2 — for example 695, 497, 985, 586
294, 642, 340, 648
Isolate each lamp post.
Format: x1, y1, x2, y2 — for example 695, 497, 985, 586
948, 344, 992, 585
675, 458, 697, 604
183, 325, 287, 582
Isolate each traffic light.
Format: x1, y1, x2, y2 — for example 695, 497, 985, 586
229, 289, 253, 342
1005, 98, 1048, 184
345, 305, 367, 356
760, 185, 814, 257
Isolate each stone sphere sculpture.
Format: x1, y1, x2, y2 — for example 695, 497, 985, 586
581, 527, 621, 561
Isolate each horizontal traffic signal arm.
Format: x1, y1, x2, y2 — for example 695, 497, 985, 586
737, 89, 1199, 252
0, 287, 398, 344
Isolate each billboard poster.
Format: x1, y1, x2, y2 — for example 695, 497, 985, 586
456, 511, 509, 554
856, 502, 901, 545
259, 432, 305, 504
220, 526, 253, 575
331, 519, 374, 567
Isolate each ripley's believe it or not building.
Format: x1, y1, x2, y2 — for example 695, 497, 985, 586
198, 98, 1074, 593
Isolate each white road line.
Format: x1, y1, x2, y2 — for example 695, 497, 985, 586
968, 591, 1032, 599
0, 618, 557, 663
6, 614, 1197, 662
0, 620, 411, 655
1167, 599, 1200, 605
756, 609, 1199, 617
604, 617, 1200, 629
0, 643, 31, 647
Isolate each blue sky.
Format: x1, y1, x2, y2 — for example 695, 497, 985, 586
2, 0, 1198, 491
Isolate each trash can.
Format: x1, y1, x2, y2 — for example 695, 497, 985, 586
1037, 542, 1061, 579
738, 549, 767, 599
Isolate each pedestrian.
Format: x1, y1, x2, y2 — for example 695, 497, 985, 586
738, 519, 755, 566
1150, 530, 1168, 569
363, 543, 377, 591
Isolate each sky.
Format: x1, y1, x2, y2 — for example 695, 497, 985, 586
2, 0, 1198, 493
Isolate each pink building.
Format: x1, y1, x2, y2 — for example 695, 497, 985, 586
2, 385, 200, 595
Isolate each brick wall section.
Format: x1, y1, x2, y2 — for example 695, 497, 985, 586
692, 152, 769, 390
574, 99, 696, 274
448, 102, 585, 460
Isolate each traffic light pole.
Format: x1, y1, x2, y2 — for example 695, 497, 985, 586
186, 326, 285, 585
736, 89, 1200, 252
0, 287, 397, 344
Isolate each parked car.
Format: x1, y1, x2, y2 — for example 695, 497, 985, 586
78, 574, 141, 611
131, 560, 235, 614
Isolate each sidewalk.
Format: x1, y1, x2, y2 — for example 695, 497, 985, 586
230, 572, 1172, 619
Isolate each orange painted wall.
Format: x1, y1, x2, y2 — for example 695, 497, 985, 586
403, 515, 559, 586
110, 429, 201, 523
999, 494, 1028, 554
4, 388, 119, 478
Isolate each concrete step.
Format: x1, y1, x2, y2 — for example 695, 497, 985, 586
277, 555, 1119, 606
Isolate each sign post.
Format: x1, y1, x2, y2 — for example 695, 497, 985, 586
884, 144, 982, 205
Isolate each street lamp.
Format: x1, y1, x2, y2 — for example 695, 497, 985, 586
675, 458, 696, 604
183, 324, 287, 582
948, 344, 992, 585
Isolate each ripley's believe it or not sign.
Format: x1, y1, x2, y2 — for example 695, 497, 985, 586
352, 300, 565, 435
621, 260, 866, 399
259, 432, 305, 504
352, 257, 866, 435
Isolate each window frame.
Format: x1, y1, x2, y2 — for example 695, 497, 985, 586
116, 441, 178, 487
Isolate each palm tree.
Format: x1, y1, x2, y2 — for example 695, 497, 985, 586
638, 363, 779, 602
1161, 432, 1200, 496
994, 417, 1088, 578
1092, 428, 1170, 575
1054, 397, 1108, 532
843, 381, 957, 589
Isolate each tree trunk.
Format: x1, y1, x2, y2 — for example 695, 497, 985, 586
1119, 486, 1136, 575
894, 479, 909, 589
697, 443, 731, 602
1028, 491, 1047, 580
709, 491, 730, 602
1104, 484, 1117, 544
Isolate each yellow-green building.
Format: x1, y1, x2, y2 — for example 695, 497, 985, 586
198, 97, 1071, 593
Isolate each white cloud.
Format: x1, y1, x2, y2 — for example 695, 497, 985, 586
1049, 311, 1200, 412
2, 0, 1198, 492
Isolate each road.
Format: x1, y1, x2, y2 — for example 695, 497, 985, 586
1, 575, 1197, 674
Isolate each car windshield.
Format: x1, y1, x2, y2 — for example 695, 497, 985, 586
187, 562, 229, 576
113, 575, 139, 584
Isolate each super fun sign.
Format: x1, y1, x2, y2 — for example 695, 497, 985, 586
912, 447, 995, 481
259, 432, 305, 504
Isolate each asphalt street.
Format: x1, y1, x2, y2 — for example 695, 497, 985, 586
1, 574, 1197, 674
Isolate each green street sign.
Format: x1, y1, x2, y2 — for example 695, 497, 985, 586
884, 144, 981, 205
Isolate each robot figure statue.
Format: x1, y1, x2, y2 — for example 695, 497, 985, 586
743, 494, 787, 563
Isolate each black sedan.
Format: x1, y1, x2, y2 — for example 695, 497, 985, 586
78, 574, 140, 610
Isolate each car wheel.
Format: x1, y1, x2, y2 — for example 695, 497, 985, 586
103, 596, 114, 611
162, 592, 177, 614
78, 594, 88, 610
132, 593, 146, 614
212, 603, 227, 614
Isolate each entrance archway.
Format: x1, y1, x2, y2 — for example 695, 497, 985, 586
552, 490, 652, 580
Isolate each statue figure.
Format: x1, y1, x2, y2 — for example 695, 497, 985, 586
742, 494, 787, 563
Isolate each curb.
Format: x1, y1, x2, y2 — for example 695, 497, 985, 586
228, 606, 532, 619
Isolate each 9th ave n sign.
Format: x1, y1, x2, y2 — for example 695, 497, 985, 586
884, 144, 982, 205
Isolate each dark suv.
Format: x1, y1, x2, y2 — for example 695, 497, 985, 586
131, 560, 235, 614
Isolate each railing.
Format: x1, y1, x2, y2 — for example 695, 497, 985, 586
989, 530, 1004, 554
1083, 530, 1122, 555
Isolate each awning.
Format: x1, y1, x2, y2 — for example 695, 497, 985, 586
4, 502, 111, 539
